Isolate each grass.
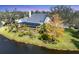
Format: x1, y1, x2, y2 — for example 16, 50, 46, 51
0, 26, 79, 50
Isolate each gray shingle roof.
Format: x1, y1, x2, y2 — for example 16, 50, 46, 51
18, 14, 47, 24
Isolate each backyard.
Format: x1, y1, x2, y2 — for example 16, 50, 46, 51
0, 5, 79, 52
0, 25, 79, 51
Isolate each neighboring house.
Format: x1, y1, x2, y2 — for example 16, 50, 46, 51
18, 11, 51, 27
62, 23, 69, 28
1, 21, 5, 25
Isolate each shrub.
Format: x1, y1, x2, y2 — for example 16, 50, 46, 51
39, 14, 64, 42
40, 33, 49, 40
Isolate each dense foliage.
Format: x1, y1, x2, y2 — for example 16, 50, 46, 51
50, 5, 79, 29
39, 14, 64, 42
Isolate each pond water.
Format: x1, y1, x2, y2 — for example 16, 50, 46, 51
0, 35, 79, 54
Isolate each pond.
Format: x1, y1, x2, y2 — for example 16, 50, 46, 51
0, 35, 79, 54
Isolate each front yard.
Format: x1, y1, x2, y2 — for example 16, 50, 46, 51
0, 26, 79, 51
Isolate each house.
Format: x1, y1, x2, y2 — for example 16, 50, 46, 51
18, 11, 51, 27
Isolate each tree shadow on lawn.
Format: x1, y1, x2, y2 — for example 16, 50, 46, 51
65, 28, 79, 39
72, 39, 79, 49
71, 31, 79, 39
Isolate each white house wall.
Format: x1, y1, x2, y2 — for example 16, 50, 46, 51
44, 17, 51, 23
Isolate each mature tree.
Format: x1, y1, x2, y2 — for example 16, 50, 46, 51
50, 5, 74, 24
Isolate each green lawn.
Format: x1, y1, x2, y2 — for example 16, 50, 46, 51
0, 26, 79, 51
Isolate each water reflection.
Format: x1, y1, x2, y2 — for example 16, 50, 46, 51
0, 35, 18, 54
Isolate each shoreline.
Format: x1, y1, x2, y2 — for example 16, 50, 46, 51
1, 34, 79, 52
0, 26, 79, 51
1, 34, 79, 54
